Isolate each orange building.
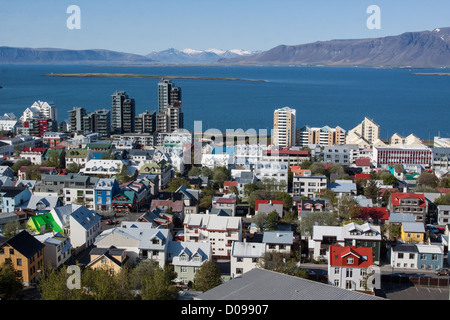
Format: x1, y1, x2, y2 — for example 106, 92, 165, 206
0, 230, 45, 286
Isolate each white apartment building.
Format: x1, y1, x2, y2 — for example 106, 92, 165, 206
254, 161, 289, 191
68, 205, 102, 252
183, 214, 242, 259
323, 145, 351, 165
34, 232, 72, 268
292, 175, 327, 198
273, 106, 296, 149
372, 145, 433, 168
432, 147, 450, 170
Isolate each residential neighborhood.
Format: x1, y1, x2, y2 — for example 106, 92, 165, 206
0, 81, 449, 303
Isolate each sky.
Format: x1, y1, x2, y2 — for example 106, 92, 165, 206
0, 0, 449, 55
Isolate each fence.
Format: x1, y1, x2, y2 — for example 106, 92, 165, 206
382, 274, 450, 287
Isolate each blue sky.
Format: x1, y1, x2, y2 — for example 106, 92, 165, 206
0, 0, 449, 54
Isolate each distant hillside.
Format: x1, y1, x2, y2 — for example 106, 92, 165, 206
218, 28, 450, 68
0, 47, 153, 64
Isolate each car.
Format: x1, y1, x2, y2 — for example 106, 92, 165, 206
436, 268, 449, 276
105, 219, 113, 225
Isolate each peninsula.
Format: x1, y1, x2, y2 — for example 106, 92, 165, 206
42, 73, 266, 82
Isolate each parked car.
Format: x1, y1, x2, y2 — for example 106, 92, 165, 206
436, 268, 449, 276
105, 219, 113, 225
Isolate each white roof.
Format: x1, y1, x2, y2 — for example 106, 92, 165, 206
231, 241, 266, 258
416, 244, 443, 254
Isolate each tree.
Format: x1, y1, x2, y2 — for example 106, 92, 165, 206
81, 267, 133, 300
251, 212, 268, 232
200, 167, 214, 180
417, 172, 439, 188
364, 179, 379, 205
188, 166, 202, 177
264, 210, 280, 231
140, 266, 178, 300
310, 162, 326, 175
11, 159, 31, 174
299, 211, 339, 237
199, 195, 212, 212
243, 183, 259, 197
165, 177, 191, 192
2, 221, 20, 237
257, 252, 307, 279
300, 160, 311, 169
66, 162, 81, 173
193, 260, 222, 292
0, 260, 23, 300
337, 194, 357, 222
43, 150, 61, 168
212, 166, 230, 188
38, 265, 85, 300
116, 164, 133, 184
434, 193, 450, 206
380, 172, 398, 187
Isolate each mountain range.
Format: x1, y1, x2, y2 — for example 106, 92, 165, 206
2, 27, 450, 67
217, 27, 450, 68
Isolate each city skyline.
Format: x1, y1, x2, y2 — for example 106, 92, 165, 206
1, 0, 449, 55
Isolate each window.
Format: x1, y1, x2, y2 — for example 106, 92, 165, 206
398, 253, 404, 259
346, 269, 353, 277
432, 254, 438, 261
347, 257, 354, 264
180, 266, 187, 273
9, 249, 14, 255
409, 253, 415, 260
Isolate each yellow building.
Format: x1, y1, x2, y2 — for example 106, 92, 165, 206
86, 247, 129, 275
0, 230, 45, 286
400, 222, 425, 243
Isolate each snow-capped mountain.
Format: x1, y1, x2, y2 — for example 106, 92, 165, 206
146, 48, 259, 64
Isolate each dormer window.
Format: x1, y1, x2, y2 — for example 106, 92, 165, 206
151, 238, 160, 245
347, 257, 354, 264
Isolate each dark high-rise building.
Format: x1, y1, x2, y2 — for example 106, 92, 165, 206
68, 107, 86, 133
83, 109, 111, 138
156, 79, 183, 133
135, 110, 156, 134
112, 91, 135, 134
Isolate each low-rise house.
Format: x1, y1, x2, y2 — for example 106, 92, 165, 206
212, 194, 237, 217
81, 159, 136, 177
94, 227, 171, 268
297, 198, 331, 219
309, 222, 382, 263
0, 186, 31, 213
0, 230, 45, 286
400, 222, 425, 243
183, 213, 242, 259
262, 230, 293, 255
176, 185, 199, 215
292, 175, 327, 198
327, 180, 357, 198
27, 193, 62, 212
65, 148, 93, 168
328, 245, 380, 291
437, 205, 450, 226
389, 243, 444, 271
139, 160, 172, 189
34, 232, 72, 268
19, 147, 47, 165
254, 161, 289, 192
0, 166, 14, 178
230, 241, 266, 278
63, 175, 99, 210
111, 190, 137, 214
167, 241, 212, 284
86, 247, 129, 275
42, 132, 68, 148
27, 212, 63, 234
255, 200, 284, 218
69, 205, 102, 253
94, 178, 119, 212
121, 181, 149, 210
388, 192, 428, 223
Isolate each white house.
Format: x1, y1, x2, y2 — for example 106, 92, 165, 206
34, 232, 72, 268
292, 175, 327, 198
230, 241, 266, 278
254, 161, 289, 192
69, 205, 102, 252
94, 226, 172, 268
262, 230, 293, 255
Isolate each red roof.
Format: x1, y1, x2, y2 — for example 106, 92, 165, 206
329, 246, 373, 268
215, 198, 237, 204
390, 192, 427, 207
224, 181, 238, 188
357, 207, 389, 221
255, 199, 283, 211
150, 200, 184, 212
355, 174, 371, 180
355, 158, 371, 167
20, 147, 47, 154
436, 188, 450, 194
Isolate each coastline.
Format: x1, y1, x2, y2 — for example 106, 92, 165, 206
42, 73, 267, 82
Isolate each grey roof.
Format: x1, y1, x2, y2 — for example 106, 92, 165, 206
196, 268, 384, 300
391, 243, 419, 253
389, 213, 415, 223
402, 222, 425, 233
70, 206, 101, 230
231, 241, 266, 258
262, 231, 293, 245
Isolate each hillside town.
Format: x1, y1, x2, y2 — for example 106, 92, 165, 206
0, 79, 450, 301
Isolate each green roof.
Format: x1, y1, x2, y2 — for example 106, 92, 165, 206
44, 148, 64, 158
66, 148, 89, 158
86, 143, 112, 149
27, 213, 63, 233
112, 190, 135, 204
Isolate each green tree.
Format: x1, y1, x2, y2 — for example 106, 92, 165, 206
11, 159, 31, 174
265, 210, 280, 231
66, 162, 81, 173
337, 194, 357, 222
116, 164, 134, 184
81, 267, 133, 300
251, 212, 268, 232
193, 260, 222, 292
299, 211, 339, 237
244, 183, 259, 197
381, 172, 398, 187
199, 195, 212, 212
257, 252, 307, 279
188, 166, 202, 177
165, 177, 191, 192
434, 193, 450, 206
43, 150, 61, 168
212, 166, 230, 188
2, 221, 20, 237
0, 260, 23, 300
200, 167, 214, 180
417, 172, 439, 188
310, 162, 326, 175
38, 265, 86, 300
140, 266, 178, 300
364, 179, 379, 205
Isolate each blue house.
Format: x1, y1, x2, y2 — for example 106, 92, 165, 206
0, 186, 32, 213
94, 178, 119, 212
416, 244, 444, 271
